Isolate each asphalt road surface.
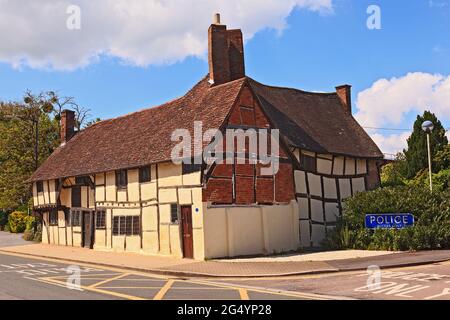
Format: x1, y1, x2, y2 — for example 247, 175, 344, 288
0, 252, 334, 300
2, 251, 449, 300
217, 261, 450, 300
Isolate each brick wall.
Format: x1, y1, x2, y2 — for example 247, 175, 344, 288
203, 86, 295, 205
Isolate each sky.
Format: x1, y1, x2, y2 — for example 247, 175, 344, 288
0, 0, 449, 156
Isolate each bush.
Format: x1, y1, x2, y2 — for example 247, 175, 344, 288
7, 211, 28, 233
22, 230, 35, 241
323, 186, 450, 251
22, 216, 41, 242
0, 211, 8, 229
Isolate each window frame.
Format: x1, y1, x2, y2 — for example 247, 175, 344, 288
36, 181, 44, 193
139, 166, 151, 183
70, 210, 81, 227
170, 204, 179, 224
300, 154, 317, 173
182, 163, 202, 175
116, 170, 128, 189
95, 210, 106, 229
112, 215, 141, 236
49, 210, 58, 226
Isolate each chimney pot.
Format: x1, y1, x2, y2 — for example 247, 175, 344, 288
60, 109, 75, 145
213, 13, 221, 25
335, 85, 352, 114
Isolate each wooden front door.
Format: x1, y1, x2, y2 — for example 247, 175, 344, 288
181, 206, 194, 259
82, 211, 94, 249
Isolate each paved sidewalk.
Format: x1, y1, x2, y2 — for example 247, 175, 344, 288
0, 231, 30, 248
1, 243, 449, 278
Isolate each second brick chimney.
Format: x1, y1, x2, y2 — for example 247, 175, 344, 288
208, 14, 245, 86
335, 85, 352, 114
60, 109, 75, 145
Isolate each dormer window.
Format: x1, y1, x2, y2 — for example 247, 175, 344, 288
116, 170, 128, 189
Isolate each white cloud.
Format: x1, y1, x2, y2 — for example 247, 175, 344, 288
355, 72, 450, 154
0, 0, 333, 70
370, 132, 411, 156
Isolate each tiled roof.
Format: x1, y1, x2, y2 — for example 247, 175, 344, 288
30, 76, 246, 181
248, 79, 383, 159
30, 76, 382, 182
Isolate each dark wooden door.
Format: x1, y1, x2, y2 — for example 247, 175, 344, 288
83, 211, 93, 249
181, 206, 194, 259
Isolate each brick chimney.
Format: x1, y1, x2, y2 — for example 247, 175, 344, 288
208, 13, 245, 86
60, 109, 75, 145
335, 85, 352, 113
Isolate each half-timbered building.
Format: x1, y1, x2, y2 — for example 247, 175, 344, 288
30, 16, 384, 260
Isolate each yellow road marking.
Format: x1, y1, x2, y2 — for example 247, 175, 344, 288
89, 273, 130, 288
153, 279, 175, 300
2, 250, 350, 300
239, 288, 249, 300
41, 276, 146, 300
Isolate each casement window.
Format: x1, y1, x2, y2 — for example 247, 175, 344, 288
116, 170, 128, 189
70, 210, 81, 227
95, 210, 106, 229
139, 166, 151, 183
65, 210, 71, 227
71, 186, 81, 208
170, 204, 179, 224
182, 163, 202, 175
112, 216, 140, 236
300, 154, 317, 173
36, 181, 44, 193
55, 179, 60, 193
75, 176, 90, 185
49, 210, 58, 226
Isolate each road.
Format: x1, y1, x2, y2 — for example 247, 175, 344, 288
1, 250, 449, 300
0, 252, 337, 300
216, 261, 450, 300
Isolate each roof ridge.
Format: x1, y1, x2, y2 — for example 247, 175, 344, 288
248, 77, 338, 96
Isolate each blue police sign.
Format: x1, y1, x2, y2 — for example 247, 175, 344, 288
365, 213, 414, 229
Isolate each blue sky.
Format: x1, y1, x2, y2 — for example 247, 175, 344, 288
0, 0, 449, 154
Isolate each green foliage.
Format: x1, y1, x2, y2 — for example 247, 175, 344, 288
25, 215, 37, 231
381, 153, 407, 187
403, 111, 448, 179
22, 217, 41, 242
435, 145, 450, 172
324, 186, 450, 251
0, 211, 7, 226
407, 168, 450, 192
7, 211, 28, 233
0, 102, 60, 210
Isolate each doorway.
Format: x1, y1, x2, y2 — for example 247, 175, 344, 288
82, 210, 94, 249
180, 206, 194, 259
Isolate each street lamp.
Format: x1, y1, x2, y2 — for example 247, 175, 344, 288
421, 120, 434, 192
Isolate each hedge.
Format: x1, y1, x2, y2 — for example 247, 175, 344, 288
323, 186, 450, 251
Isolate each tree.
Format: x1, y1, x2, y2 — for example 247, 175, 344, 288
403, 111, 448, 179
71, 104, 92, 130
0, 102, 59, 210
